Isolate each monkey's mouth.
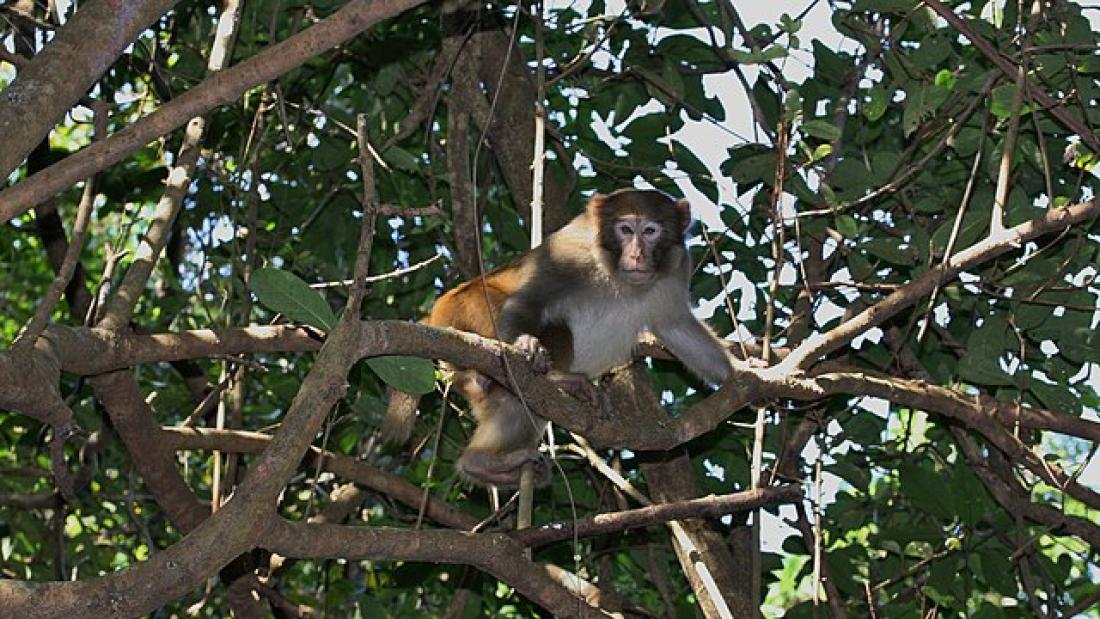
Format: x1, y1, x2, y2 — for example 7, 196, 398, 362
621, 269, 655, 285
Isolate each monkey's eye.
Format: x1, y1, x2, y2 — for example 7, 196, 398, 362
642, 224, 660, 239
617, 223, 634, 236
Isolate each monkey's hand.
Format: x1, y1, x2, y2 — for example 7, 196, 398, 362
513, 334, 551, 373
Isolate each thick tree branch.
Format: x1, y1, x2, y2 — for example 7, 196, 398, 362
813, 370, 1100, 444
0, 0, 430, 221
0, 0, 181, 179
265, 519, 614, 618
14, 321, 1094, 454
45, 324, 321, 374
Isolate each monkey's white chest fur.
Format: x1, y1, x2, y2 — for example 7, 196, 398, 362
547, 280, 680, 378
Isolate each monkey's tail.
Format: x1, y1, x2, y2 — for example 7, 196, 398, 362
380, 386, 421, 444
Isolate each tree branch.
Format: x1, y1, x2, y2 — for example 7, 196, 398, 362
161, 426, 479, 531
0, 0, 430, 222
0, 0, 181, 179
783, 197, 1100, 369
265, 519, 615, 618
514, 485, 801, 547
921, 0, 1100, 154
0, 300, 366, 617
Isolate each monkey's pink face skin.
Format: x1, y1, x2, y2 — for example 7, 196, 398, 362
614, 215, 663, 284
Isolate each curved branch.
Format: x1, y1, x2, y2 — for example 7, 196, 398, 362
783, 197, 1100, 369
814, 370, 1100, 444
161, 426, 479, 531
265, 519, 614, 618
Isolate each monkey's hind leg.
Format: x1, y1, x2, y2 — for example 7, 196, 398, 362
456, 376, 549, 488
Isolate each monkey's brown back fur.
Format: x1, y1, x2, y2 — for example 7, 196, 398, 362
427, 265, 574, 369
425, 266, 522, 337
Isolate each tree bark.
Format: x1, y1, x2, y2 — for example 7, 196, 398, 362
0, 0, 182, 179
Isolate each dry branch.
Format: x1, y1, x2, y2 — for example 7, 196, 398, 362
514, 485, 801, 547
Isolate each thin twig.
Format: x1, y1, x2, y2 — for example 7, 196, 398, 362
309, 253, 443, 289
13, 101, 106, 351
990, 62, 1028, 237
922, 0, 1100, 153
348, 113, 381, 312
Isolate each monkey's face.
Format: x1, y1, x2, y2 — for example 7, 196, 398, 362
591, 190, 691, 286
611, 214, 665, 285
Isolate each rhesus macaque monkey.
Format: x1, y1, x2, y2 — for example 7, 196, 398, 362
389, 189, 733, 487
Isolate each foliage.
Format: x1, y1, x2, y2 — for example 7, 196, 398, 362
1, 0, 1099, 616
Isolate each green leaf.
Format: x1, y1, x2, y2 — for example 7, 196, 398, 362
863, 238, 917, 265
1058, 327, 1100, 363
957, 318, 1013, 386
366, 356, 437, 395
902, 83, 948, 137
835, 214, 860, 238
811, 143, 834, 161
933, 69, 957, 89
760, 45, 788, 62
729, 48, 760, 65
779, 13, 802, 33
909, 35, 950, 68
864, 85, 889, 121
801, 119, 842, 141
853, 0, 919, 10
721, 145, 775, 191
251, 268, 337, 331
989, 83, 1027, 119
753, 77, 780, 128
383, 146, 422, 173
674, 140, 718, 203
1029, 381, 1080, 416
899, 461, 953, 519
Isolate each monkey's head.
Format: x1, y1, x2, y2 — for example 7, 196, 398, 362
588, 189, 691, 286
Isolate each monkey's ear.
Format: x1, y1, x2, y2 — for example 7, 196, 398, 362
586, 193, 607, 218
674, 198, 692, 233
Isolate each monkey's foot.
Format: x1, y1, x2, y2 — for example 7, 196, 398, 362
458, 450, 549, 488
514, 334, 550, 373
